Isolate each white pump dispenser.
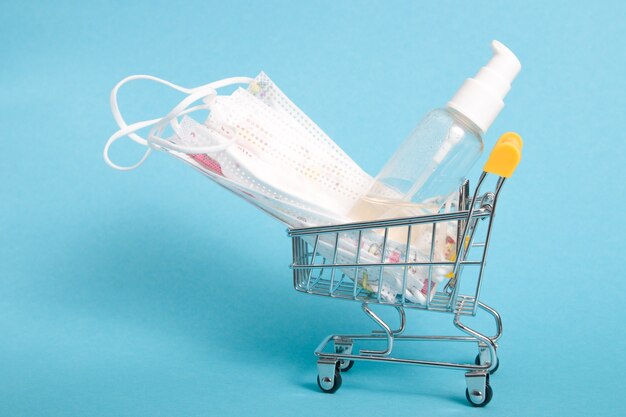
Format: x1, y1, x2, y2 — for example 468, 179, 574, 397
448, 40, 522, 133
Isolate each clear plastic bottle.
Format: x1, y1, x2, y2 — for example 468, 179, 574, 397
349, 40, 521, 224
350, 107, 483, 222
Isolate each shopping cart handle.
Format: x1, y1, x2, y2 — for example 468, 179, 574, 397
483, 132, 523, 178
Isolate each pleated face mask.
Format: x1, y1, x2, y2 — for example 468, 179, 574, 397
104, 72, 458, 304
104, 72, 374, 227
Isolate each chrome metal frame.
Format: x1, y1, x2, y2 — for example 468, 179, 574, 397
287, 173, 509, 406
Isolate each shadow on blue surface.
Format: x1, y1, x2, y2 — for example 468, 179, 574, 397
50, 211, 373, 368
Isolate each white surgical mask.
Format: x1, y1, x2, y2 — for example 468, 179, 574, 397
104, 72, 373, 228
104, 72, 456, 304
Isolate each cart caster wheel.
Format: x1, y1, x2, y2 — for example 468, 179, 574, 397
475, 354, 499, 375
317, 369, 342, 393
334, 338, 354, 372
339, 359, 354, 372
466, 384, 493, 407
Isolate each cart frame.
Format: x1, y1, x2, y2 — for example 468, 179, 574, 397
287, 134, 523, 406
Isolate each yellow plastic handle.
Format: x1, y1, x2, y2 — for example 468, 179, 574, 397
483, 132, 523, 178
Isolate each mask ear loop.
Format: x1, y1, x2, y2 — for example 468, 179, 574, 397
145, 87, 224, 154
104, 75, 253, 170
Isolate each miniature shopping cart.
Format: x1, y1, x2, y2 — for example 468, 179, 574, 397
288, 133, 523, 407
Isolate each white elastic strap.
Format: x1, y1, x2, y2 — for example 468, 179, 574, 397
104, 74, 253, 170
103, 117, 160, 171
145, 85, 221, 153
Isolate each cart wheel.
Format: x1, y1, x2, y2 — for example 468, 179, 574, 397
475, 354, 499, 375
317, 369, 342, 393
339, 359, 354, 372
465, 384, 493, 407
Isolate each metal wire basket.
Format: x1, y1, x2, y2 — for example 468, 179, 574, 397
287, 133, 523, 406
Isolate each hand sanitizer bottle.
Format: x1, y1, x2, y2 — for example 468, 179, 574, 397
349, 40, 522, 223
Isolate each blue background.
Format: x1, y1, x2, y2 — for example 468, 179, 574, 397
1, 1, 624, 416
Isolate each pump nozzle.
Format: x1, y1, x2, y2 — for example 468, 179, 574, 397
447, 40, 521, 133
